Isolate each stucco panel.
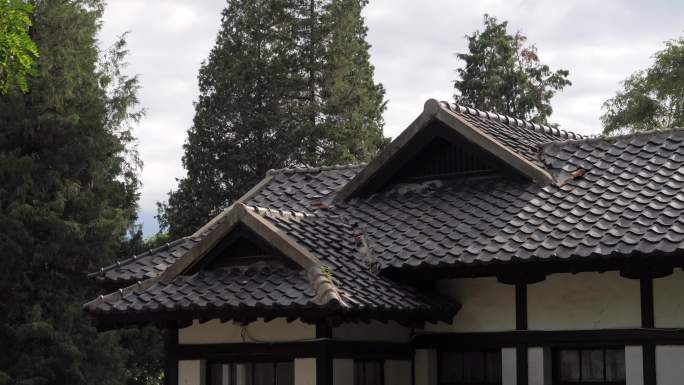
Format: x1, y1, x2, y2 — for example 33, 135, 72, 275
426, 277, 515, 332
654, 269, 684, 328
527, 272, 640, 330
656, 346, 684, 385
179, 318, 315, 344
178, 360, 203, 385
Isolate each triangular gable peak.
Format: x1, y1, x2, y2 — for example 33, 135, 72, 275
87, 204, 346, 311
334, 99, 558, 201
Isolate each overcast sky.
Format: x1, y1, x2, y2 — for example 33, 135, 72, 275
99, 0, 684, 236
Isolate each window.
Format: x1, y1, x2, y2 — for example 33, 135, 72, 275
439, 350, 502, 385
354, 360, 384, 385
554, 348, 625, 384
207, 362, 294, 385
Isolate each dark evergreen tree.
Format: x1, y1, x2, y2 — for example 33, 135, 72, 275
158, 0, 386, 238
454, 14, 571, 124
602, 37, 684, 135
0, 1, 156, 384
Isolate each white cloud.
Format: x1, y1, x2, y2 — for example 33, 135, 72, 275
99, 0, 684, 235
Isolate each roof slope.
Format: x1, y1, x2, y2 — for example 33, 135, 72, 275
86, 205, 457, 324
88, 101, 684, 324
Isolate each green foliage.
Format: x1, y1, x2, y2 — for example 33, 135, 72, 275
158, 0, 386, 238
0, 0, 157, 384
602, 37, 684, 135
454, 14, 571, 124
0, 0, 39, 93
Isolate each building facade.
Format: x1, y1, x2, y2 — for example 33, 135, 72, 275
86, 100, 684, 385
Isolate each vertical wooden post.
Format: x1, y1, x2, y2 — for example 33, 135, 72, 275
164, 328, 179, 385
641, 277, 656, 385
316, 322, 333, 385
516, 282, 528, 385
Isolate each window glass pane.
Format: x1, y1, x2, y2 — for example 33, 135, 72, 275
440, 352, 463, 382
275, 362, 294, 385
235, 363, 252, 385
209, 364, 223, 385
581, 349, 605, 382
605, 349, 626, 381
558, 350, 580, 381
254, 363, 274, 385
463, 352, 485, 382
486, 351, 502, 383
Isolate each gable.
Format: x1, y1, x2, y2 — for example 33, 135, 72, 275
334, 99, 555, 202
387, 128, 517, 185
186, 224, 296, 273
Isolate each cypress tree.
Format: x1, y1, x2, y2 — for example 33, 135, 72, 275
454, 15, 571, 124
0, 1, 153, 384
158, 0, 386, 238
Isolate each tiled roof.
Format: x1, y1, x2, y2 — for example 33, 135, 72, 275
88, 101, 684, 323
86, 208, 457, 323
445, 103, 584, 167
261, 209, 456, 318
252, 164, 362, 212
90, 238, 198, 285
87, 262, 320, 316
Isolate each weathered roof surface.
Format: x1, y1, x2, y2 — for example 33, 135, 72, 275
86, 208, 457, 323
251, 165, 362, 212
90, 238, 198, 285
88, 101, 684, 323
261, 209, 455, 319
445, 104, 584, 167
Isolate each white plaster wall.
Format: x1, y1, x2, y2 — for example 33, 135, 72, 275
385, 360, 412, 385
626, 346, 644, 385
426, 277, 515, 332
295, 358, 317, 385
528, 347, 551, 385
502, 347, 517, 385
414, 349, 437, 385
333, 321, 411, 341
178, 360, 204, 385
527, 272, 640, 330
656, 346, 684, 385
333, 359, 354, 385
654, 269, 684, 328
178, 318, 315, 344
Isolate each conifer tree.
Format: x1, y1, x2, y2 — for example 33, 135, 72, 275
158, 0, 386, 238
454, 14, 570, 124
0, 1, 152, 384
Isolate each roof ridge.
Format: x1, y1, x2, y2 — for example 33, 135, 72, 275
540, 127, 684, 150
442, 101, 585, 140
246, 205, 317, 219
88, 237, 191, 277
267, 163, 365, 175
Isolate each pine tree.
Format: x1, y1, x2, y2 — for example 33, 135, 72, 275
454, 14, 571, 124
0, 1, 153, 384
158, 0, 386, 238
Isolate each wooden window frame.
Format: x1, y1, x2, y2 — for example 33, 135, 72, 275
552, 347, 626, 385
205, 360, 294, 385
354, 359, 385, 385
437, 350, 502, 385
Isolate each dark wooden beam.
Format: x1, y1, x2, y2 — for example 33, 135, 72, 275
164, 329, 178, 385
641, 277, 656, 385
413, 329, 684, 349
177, 340, 413, 361
516, 283, 528, 331
515, 283, 528, 385
641, 277, 655, 329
